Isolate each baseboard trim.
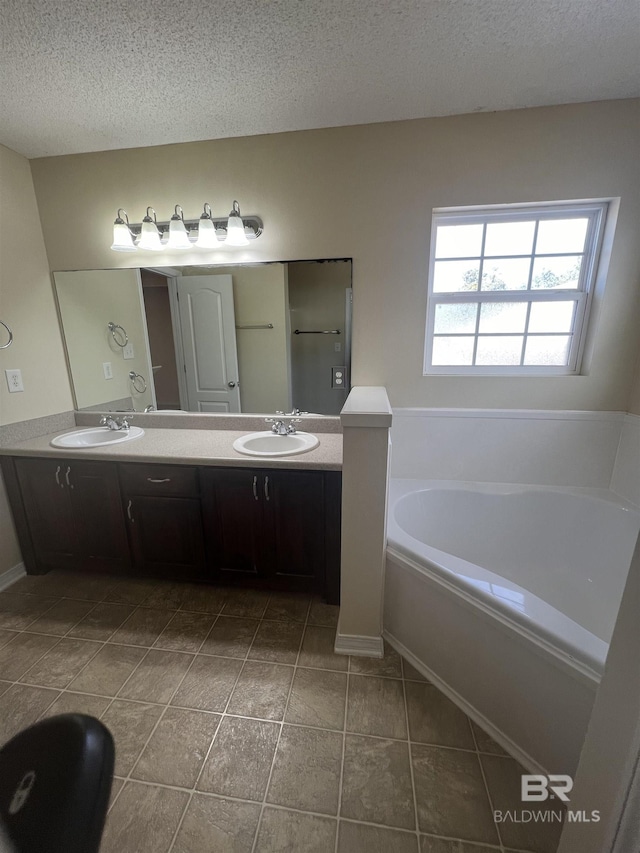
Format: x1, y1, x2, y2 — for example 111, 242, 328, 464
334, 632, 384, 658
0, 562, 26, 592
384, 629, 547, 776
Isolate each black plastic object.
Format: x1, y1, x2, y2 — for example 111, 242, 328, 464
0, 714, 114, 853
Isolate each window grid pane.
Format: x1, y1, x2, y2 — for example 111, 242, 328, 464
426, 203, 605, 374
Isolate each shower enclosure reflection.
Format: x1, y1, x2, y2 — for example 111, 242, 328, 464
53, 259, 352, 416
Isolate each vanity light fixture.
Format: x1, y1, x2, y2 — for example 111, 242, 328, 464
109, 201, 263, 252
137, 207, 164, 251
225, 200, 250, 247
110, 209, 137, 252
166, 205, 192, 250
194, 202, 218, 248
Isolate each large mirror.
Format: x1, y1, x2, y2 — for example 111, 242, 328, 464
53, 260, 352, 416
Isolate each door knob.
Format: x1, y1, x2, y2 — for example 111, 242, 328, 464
228, 381, 237, 388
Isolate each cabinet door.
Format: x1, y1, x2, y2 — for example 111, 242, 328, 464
201, 468, 265, 580
262, 470, 326, 593
13, 458, 130, 575
125, 495, 206, 580
67, 461, 130, 573
14, 458, 76, 571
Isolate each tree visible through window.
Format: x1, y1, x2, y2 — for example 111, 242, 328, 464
423, 202, 610, 375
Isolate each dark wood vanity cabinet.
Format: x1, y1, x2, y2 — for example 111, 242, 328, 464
8, 458, 130, 574
119, 463, 207, 580
1, 456, 341, 602
200, 468, 341, 596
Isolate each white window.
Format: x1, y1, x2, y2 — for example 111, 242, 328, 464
423, 201, 610, 375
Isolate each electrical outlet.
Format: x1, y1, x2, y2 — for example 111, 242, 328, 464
5, 369, 24, 393
334, 342, 342, 352
331, 366, 346, 389
122, 341, 135, 359
103, 362, 113, 380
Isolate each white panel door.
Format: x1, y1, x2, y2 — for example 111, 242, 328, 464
176, 275, 241, 412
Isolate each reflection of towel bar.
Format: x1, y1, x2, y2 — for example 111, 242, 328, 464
108, 322, 128, 347
294, 329, 341, 335
128, 371, 147, 393
236, 323, 274, 330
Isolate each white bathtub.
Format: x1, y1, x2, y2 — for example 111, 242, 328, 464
384, 479, 640, 774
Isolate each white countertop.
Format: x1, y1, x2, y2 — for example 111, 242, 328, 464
0, 427, 343, 471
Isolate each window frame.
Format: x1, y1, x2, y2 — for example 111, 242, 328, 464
423, 200, 610, 376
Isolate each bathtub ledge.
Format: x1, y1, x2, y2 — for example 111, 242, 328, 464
386, 545, 602, 686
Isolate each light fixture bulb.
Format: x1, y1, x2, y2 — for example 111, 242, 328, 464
137, 207, 163, 251
194, 203, 218, 248
225, 200, 249, 246
167, 204, 192, 250
110, 209, 137, 252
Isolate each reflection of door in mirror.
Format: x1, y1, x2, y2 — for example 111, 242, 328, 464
142, 271, 242, 412
175, 275, 241, 413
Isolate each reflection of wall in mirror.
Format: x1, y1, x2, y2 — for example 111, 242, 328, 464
183, 265, 290, 413
54, 269, 154, 411
288, 260, 351, 416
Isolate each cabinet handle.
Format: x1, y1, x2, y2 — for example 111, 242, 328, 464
147, 478, 171, 483
65, 467, 73, 489
55, 466, 63, 488
127, 500, 134, 522
252, 475, 258, 501
264, 476, 270, 501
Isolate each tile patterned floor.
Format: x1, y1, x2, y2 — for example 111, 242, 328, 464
0, 573, 562, 853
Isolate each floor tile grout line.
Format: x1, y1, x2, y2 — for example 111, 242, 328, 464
248, 596, 311, 853
31, 637, 110, 703
7, 680, 502, 756
333, 652, 350, 853
165, 597, 269, 853
23, 596, 103, 640
106, 773, 506, 843
471, 721, 506, 852
401, 662, 422, 846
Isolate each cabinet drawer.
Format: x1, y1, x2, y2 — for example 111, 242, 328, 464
119, 463, 199, 497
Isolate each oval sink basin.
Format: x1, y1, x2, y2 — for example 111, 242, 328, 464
233, 431, 319, 457
50, 426, 145, 448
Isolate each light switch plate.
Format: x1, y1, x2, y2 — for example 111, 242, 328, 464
123, 341, 135, 359
5, 369, 24, 392
103, 362, 113, 380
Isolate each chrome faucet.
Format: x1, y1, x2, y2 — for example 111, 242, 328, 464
265, 417, 302, 435
100, 415, 131, 431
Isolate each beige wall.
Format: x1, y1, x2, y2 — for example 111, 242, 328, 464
0, 144, 73, 425
627, 352, 640, 415
0, 144, 73, 575
30, 99, 640, 411
54, 269, 154, 411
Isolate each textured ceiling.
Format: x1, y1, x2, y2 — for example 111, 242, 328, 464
1, 0, 639, 158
